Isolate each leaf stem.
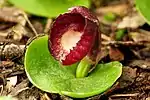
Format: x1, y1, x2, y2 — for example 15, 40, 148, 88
76, 57, 92, 78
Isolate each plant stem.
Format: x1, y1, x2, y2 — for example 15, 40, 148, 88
76, 57, 92, 78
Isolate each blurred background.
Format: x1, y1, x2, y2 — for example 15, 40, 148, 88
0, 0, 150, 100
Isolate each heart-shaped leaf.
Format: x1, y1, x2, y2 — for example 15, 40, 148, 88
8, 0, 90, 18
136, 0, 150, 24
25, 36, 122, 98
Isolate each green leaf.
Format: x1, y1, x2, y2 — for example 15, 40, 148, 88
136, 0, 150, 24
25, 36, 122, 98
8, 0, 90, 18
104, 12, 116, 22
115, 29, 126, 40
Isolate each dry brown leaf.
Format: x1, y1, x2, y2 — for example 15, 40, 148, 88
117, 13, 146, 29
146, 97, 150, 100
12, 24, 29, 40
9, 79, 29, 96
129, 30, 150, 42
0, 44, 25, 59
129, 60, 150, 70
0, 7, 35, 41
7, 76, 17, 86
95, 4, 129, 16
109, 47, 124, 61
0, 61, 14, 68
40, 93, 51, 100
0, 7, 25, 24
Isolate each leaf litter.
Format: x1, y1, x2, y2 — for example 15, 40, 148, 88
0, 0, 150, 100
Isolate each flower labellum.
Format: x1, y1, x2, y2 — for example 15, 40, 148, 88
49, 6, 100, 65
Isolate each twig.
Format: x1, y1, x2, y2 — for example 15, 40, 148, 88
101, 34, 111, 41
9, 79, 29, 96
0, 85, 4, 96
0, 38, 21, 45
14, 87, 29, 96
42, 93, 51, 100
24, 34, 45, 52
22, 13, 38, 36
8, 71, 24, 77
102, 41, 150, 46
110, 93, 139, 98
44, 18, 52, 33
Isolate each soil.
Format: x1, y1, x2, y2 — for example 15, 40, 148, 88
0, 0, 150, 100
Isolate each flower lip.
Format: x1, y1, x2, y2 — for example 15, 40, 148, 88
49, 6, 100, 65
61, 30, 82, 52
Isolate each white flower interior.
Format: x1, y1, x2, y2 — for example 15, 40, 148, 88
61, 30, 82, 52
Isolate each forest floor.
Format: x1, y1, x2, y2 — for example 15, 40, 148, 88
0, 0, 150, 100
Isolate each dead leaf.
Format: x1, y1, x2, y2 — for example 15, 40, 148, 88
0, 22, 15, 31
96, 47, 109, 63
31, 19, 44, 33
9, 79, 29, 96
7, 76, 17, 86
60, 95, 73, 100
109, 47, 124, 61
40, 93, 51, 100
16, 87, 41, 100
101, 34, 111, 41
0, 74, 6, 85
95, 4, 129, 17
129, 30, 150, 42
138, 48, 150, 59
12, 24, 29, 40
0, 44, 25, 60
0, 7, 35, 41
0, 61, 14, 68
129, 60, 150, 70
117, 13, 146, 29
0, 7, 25, 24
146, 97, 150, 100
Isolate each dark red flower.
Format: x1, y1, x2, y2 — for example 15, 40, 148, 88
48, 6, 100, 65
